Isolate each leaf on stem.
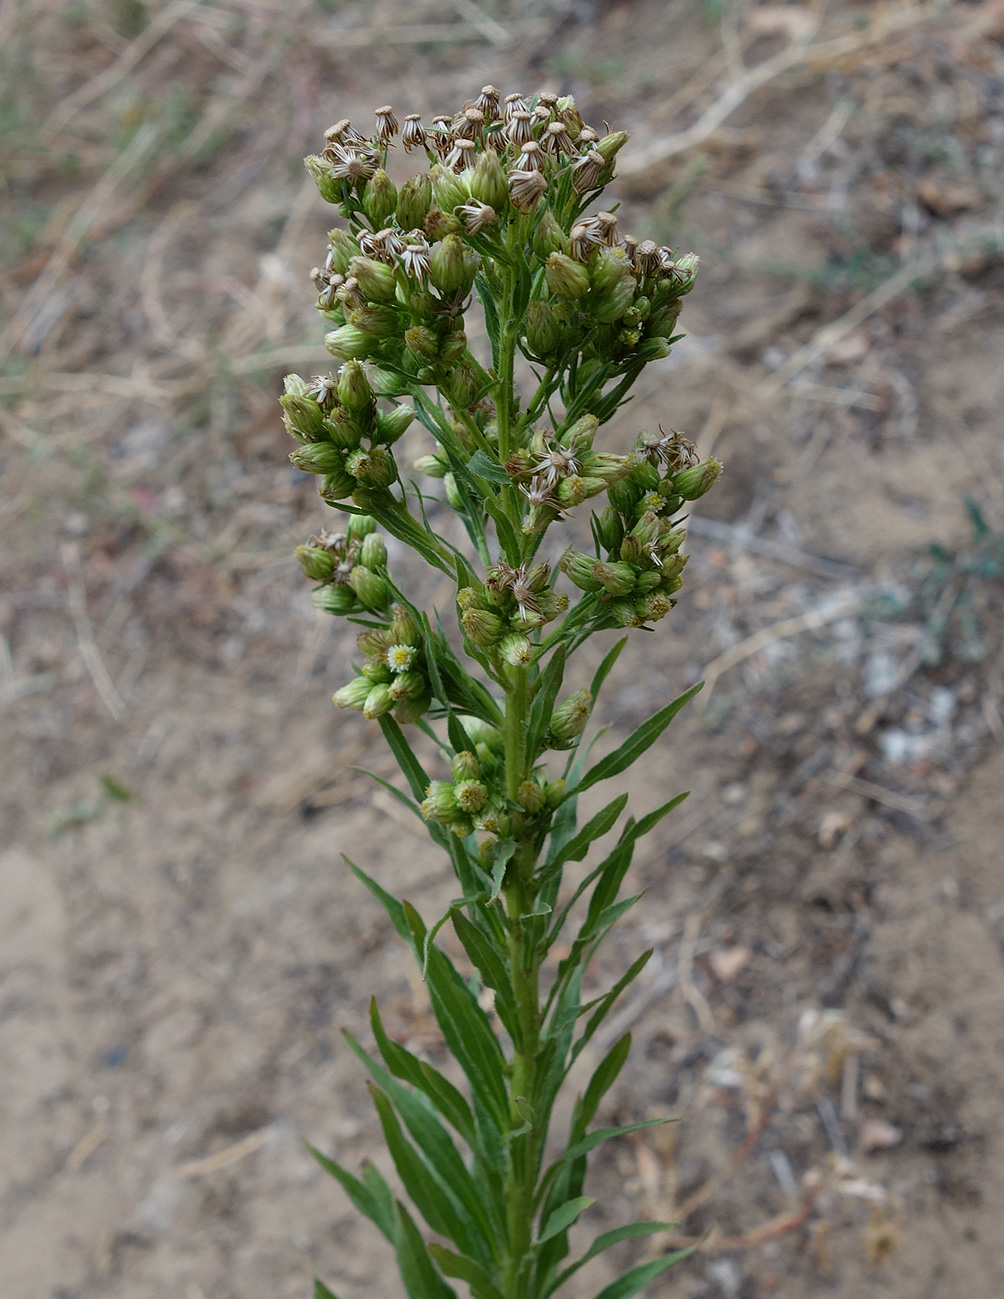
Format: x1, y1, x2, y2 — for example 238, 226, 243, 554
573, 683, 703, 793
588, 1245, 699, 1299
427, 1245, 504, 1299
394, 1199, 459, 1299
525, 643, 566, 760
550, 1223, 679, 1294
538, 1195, 597, 1246
306, 1144, 398, 1244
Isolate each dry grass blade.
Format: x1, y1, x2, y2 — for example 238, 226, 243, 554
40, 0, 202, 138
61, 544, 128, 723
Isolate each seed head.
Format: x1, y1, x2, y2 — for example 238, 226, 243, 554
541, 121, 574, 155
401, 113, 426, 152
458, 200, 497, 235
475, 85, 501, 118
504, 111, 535, 147
502, 93, 528, 123
507, 168, 547, 212
373, 105, 399, 144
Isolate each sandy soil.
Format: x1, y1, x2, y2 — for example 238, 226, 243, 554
2, 2, 1004, 1297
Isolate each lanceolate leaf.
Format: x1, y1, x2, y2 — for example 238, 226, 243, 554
427, 1245, 504, 1299
314, 1279, 341, 1299
551, 1223, 678, 1294
574, 683, 703, 793
306, 1144, 397, 1244
525, 643, 566, 759
450, 909, 520, 1046
561, 1118, 674, 1165
378, 716, 432, 805
538, 792, 628, 884
589, 635, 628, 703
394, 1199, 459, 1299
572, 951, 652, 1061
588, 1245, 698, 1299
344, 857, 411, 947
538, 1195, 596, 1245
579, 1033, 632, 1130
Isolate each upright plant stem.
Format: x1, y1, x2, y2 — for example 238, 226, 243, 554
501, 664, 542, 1298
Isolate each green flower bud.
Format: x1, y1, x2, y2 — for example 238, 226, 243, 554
283, 373, 309, 397
388, 669, 426, 701
595, 506, 624, 553
374, 404, 414, 445
525, 300, 562, 356
460, 716, 504, 752
630, 510, 662, 548
424, 208, 462, 241
363, 682, 395, 719
305, 154, 340, 204
544, 778, 566, 809
451, 750, 480, 782
319, 466, 357, 501
467, 148, 508, 210
312, 585, 358, 615
461, 606, 503, 648
405, 325, 440, 363
646, 302, 683, 339
430, 165, 467, 214
656, 527, 687, 557
635, 569, 663, 595
290, 442, 346, 474
536, 589, 569, 622
325, 324, 376, 360
454, 779, 488, 813
421, 780, 462, 823
280, 393, 325, 441
559, 549, 603, 592
347, 256, 398, 303
548, 687, 592, 746
532, 209, 568, 260
671, 457, 722, 500
517, 780, 545, 814
390, 604, 422, 646
456, 587, 480, 612
449, 358, 487, 411
337, 360, 374, 415
414, 452, 448, 478
296, 544, 335, 581
429, 234, 477, 297
346, 513, 376, 540
450, 817, 475, 839
332, 676, 372, 712
361, 658, 392, 683
396, 174, 432, 231
590, 246, 632, 296
347, 445, 397, 488
347, 565, 391, 610
439, 329, 468, 366
546, 252, 590, 299
596, 130, 629, 164
499, 631, 532, 666
327, 228, 359, 275
348, 304, 400, 340
322, 407, 362, 451
555, 476, 589, 509
592, 560, 637, 596
560, 414, 598, 453
636, 593, 673, 623
394, 693, 432, 725
609, 599, 642, 627
362, 169, 397, 227
442, 472, 464, 511
592, 274, 636, 324
357, 626, 389, 658
359, 532, 387, 569
660, 552, 689, 583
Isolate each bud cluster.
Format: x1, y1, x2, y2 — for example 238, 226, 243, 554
457, 562, 568, 665
501, 414, 630, 534
282, 366, 413, 507
297, 514, 392, 616
332, 602, 433, 725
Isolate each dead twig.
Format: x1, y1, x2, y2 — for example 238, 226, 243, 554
61, 543, 128, 723
176, 1126, 271, 1178
677, 913, 717, 1036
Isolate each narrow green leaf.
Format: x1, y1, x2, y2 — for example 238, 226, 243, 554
488, 838, 516, 905
404, 904, 510, 1131
314, 1279, 340, 1299
378, 715, 432, 805
562, 1118, 674, 1165
468, 449, 511, 485
551, 1223, 677, 1294
539, 792, 628, 884
427, 1245, 504, 1299
477, 277, 501, 370
369, 999, 476, 1144
368, 1084, 486, 1259
344, 857, 412, 947
451, 908, 520, 1047
484, 497, 521, 565
354, 768, 423, 820
305, 1144, 397, 1243
589, 635, 628, 702
573, 952, 652, 1061
525, 643, 567, 759
538, 1196, 596, 1246
575, 683, 703, 792
580, 1033, 632, 1130
395, 1200, 459, 1299
589, 1245, 697, 1299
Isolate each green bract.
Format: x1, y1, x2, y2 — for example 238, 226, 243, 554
288, 87, 721, 1299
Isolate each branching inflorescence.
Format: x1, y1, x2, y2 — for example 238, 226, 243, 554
287, 87, 722, 1299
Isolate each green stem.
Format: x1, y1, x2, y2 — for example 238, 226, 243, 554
500, 667, 542, 1299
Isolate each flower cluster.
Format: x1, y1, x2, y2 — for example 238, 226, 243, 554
281, 364, 413, 505
457, 562, 568, 665
296, 514, 392, 616
560, 431, 722, 629
332, 603, 432, 725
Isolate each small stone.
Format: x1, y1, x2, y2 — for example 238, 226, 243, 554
708, 946, 750, 982
861, 1119, 903, 1153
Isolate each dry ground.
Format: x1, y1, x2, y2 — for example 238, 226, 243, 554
2, 2, 1004, 1297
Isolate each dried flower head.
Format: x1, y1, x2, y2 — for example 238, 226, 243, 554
401, 113, 426, 152
327, 144, 379, 184
475, 84, 500, 118
505, 111, 535, 148
502, 92, 528, 122
374, 105, 399, 143
458, 199, 498, 235
508, 167, 547, 211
